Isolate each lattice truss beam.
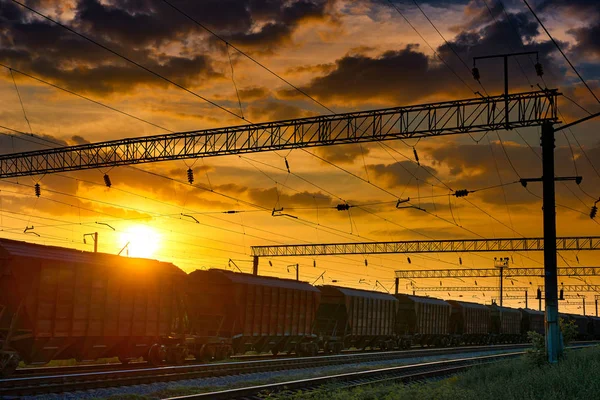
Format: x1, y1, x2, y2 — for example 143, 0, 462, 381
411, 286, 528, 292
542, 285, 600, 292
0, 90, 558, 178
252, 236, 600, 257
396, 267, 600, 279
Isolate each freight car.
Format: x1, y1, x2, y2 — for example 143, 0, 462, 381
395, 294, 451, 348
185, 269, 321, 357
448, 300, 491, 345
0, 239, 187, 377
489, 305, 521, 343
314, 286, 397, 353
520, 308, 545, 337
588, 316, 600, 339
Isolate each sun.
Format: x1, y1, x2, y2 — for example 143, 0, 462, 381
118, 225, 161, 259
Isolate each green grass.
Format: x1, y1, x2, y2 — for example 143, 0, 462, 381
292, 347, 600, 400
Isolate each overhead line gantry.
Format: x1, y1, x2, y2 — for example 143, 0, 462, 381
0, 90, 557, 178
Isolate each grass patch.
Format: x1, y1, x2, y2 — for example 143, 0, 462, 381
292, 346, 600, 400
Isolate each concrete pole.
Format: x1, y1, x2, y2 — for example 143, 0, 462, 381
253, 256, 259, 275
541, 122, 561, 363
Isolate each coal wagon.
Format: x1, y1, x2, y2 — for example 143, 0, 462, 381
0, 239, 186, 377
448, 300, 491, 345
588, 316, 600, 340
489, 305, 522, 343
185, 269, 320, 357
314, 286, 398, 353
394, 294, 451, 348
520, 308, 545, 337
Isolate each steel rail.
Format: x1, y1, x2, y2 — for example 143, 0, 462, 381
0, 343, 540, 396
167, 352, 524, 399
176, 344, 594, 399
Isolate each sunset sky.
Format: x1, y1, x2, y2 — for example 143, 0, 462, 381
1, 0, 600, 313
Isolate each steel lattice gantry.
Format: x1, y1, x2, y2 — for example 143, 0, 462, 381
251, 236, 600, 257
541, 285, 600, 292
395, 267, 600, 279
0, 90, 558, 178
411, 286, 528, 292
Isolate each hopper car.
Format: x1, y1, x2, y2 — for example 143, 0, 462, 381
2, 239, 597, 377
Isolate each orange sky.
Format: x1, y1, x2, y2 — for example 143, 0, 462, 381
1, 0, 600, 314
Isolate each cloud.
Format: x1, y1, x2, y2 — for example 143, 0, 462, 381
366, 161, 438, 188
314, 143, 371, 164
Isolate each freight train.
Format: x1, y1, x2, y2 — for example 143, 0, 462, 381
1, 239, 599, 376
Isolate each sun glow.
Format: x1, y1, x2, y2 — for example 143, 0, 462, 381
118, 225, 161, 259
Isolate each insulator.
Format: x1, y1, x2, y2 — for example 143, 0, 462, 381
536, 288, 542, 299
187, 168, 194, 184
472, 67, 480, 81
34, 183, 40, 197
454, 189, 469, 197
364, 259, 368, 266
534, 62, 544, 77
285, 158, 290, 173
413, 148, 420, 165
459, 257, 462, 265
103, 174, 112, 188
591, 205, 598, 219
336, 203, 350, 211
407, 257, 411, 264
559, 289, 564, 300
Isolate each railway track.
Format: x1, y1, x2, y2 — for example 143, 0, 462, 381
172, 344, 595, 400
175, 352, 522, 400
0, 342, 582, 397
10, 343, 529, 378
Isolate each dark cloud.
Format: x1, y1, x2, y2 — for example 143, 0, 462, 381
285, 45, 469, 105
246, 100, 317, 121
426, 141, 600, 207
0, 0, 333, 96
246, 187, 334, 209
569, 22, 600, 59
315, 144, 371, 164
367, 161, 438, 188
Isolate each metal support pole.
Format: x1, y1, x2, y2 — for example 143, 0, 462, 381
93, 232, 98, 253
583, 298, 586, 316
542, 121, 561, 363
525, 290, 528, 309
499, 266, 503, 307
253, 256, 259, 275
504, 55, 509, 130
395, 278, 399, 295
539, 296, 542, 311
296, 264, 299, 281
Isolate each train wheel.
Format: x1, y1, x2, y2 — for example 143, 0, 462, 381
118, 355, 130, 365
148, 344, 166, 366
0, 352, 20, 378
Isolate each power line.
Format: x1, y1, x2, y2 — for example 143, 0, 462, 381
9, 0, 243, 120
383, 0, 476, 94
158, 0, 335, 114
521, 0, 600, 105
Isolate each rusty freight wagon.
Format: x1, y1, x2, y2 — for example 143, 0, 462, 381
314, 286, 398, 353
448, 300, 491, 345
185, 269, 321, 357
489, 305, 522, 343
0, 239, 186, 377
395, 294, 451, 348
520, 308, 545, 337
